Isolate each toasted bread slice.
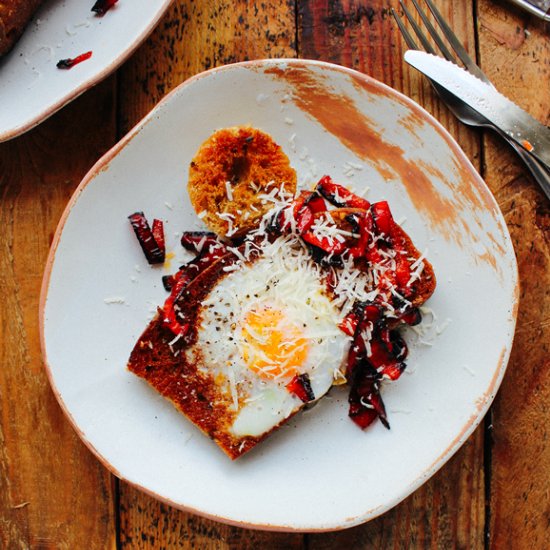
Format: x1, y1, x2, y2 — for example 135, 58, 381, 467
0, 0, 44, 56
127, 251, 305, 460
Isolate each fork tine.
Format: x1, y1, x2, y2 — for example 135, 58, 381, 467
409, 0, 457, 63
397, 1, 437, 54
422, 0, 490, 83
391, 8, 420, 50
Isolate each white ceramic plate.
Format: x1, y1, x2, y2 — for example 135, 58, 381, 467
40, 59, 518, 531
0, 0, 172, 142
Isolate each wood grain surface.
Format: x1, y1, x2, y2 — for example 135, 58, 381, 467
0, 0, 548, 548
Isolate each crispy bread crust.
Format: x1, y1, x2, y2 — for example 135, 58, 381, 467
127, 252, 298, 460
0, 0, 44, 56
392, 222, 436, 308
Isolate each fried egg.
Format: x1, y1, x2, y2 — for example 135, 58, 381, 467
185, 240, 350, 438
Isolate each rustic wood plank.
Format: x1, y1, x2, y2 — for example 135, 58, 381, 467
476, 2, 550, 548
118, 487, 304, 549
0, 78, 117, 548
117, 0, 297, 135
116, 2, 304, 547
306, 432, 484, 549
299, 1, 486, 547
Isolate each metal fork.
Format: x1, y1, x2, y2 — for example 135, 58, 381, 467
392, 0, 550, 200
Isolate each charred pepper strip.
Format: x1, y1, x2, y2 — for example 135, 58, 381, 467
367, 385, 390, 429
368, 338, 403, 376
295, 206, 314, 233
338, 301, 366, 336
315, 175, 371, 209
301, 231, 347, 255
399, 307, 422, 326
180, 231, 218, 252
128, 212, 165, 264
390, 330, 408, 361
345, 305, 379, 377
346, 301, 410, 428
56, 51, 93, 69
371, 201, 394, 240
348, 368, 388, 429
266, 209, 286, 236
296, 193, 325, 229
286, 373, 316, 403
162, 244, 228, 335
347, 211, 375, 259
91, 0, 118, 16
348, 398, 378, 429
151, 219, 165, 253
162, 271, 192, 336
379, 362, 406, 381
162, 274, 176, 292
304, 192, 327, 213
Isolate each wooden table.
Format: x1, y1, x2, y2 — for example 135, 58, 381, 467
1, 1, 548, 547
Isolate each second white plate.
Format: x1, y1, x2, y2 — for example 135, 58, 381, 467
0, 0, 172, 142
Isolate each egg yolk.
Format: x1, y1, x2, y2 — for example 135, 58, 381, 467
240, 306, 308, 380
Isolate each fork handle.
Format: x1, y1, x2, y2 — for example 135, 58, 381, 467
500, 131, 550, 201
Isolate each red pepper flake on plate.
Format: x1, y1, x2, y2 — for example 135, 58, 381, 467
91, 0, 119, 16
56, 51, 93, 69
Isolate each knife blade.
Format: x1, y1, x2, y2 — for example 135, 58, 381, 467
404, 50, 550, 169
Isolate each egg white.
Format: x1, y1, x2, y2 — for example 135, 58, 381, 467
185, 240, 350, 437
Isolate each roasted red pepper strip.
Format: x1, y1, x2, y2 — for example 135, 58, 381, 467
180, 231, 217, 252
316, 175, 371, 209
364, 303, 382, 322
301, 231, 347, 255
338, 300, 369, 336
348, 400, 378, 429
286, 373, 316, 403
399, 307, 422, 326
56, 51, 93, 69
367, 386, 390, 429
371, 201, 394, 238
347, 211, 373, 258
339, 311, 360, 336
379, 362, 406, 381
162, 274, 176, 292
292, 191, 312, 214
128, 212, 165, 264
345, 302, 384, 376
162, 270, 193, 336
346, 330, 366, 377
368, 338, 396, 371
348, 373, 389, 429
91, 0, 118, 16
295, 205, 314, 232
390, 330, 408, 361
305, 193, 327, 213
151, 219, 165, 253
162, 245, 228, 335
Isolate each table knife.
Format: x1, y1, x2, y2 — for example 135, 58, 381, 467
404, 50, 550, 170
